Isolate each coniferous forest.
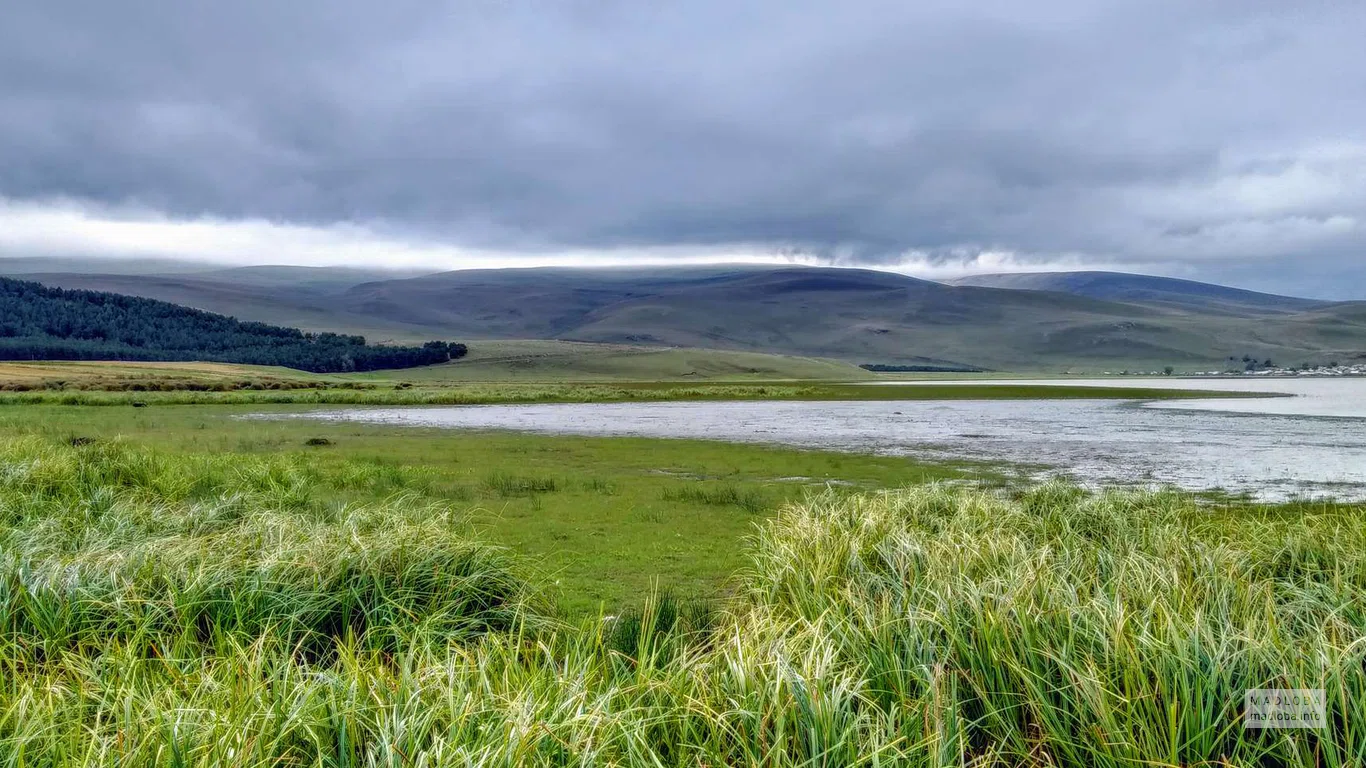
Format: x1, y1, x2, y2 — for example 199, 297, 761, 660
0, 277, 466, 372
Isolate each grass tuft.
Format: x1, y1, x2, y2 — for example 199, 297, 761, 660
663, 482, 771, 513
483, 471, 560, 497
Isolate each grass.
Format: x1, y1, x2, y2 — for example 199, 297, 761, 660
0, 358, 1283, 407
0, 364, 1347, 763
363, 339, 876, 381
0, 360, 336, 391
0, 344, 871, 392
483, 471, 561, 497
0, 404, 970, 612
661, 483, 772, 513
0, 373, 1264, 406
1, 437, 1362, 765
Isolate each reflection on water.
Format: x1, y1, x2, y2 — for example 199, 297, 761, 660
278, 378, 1366, 501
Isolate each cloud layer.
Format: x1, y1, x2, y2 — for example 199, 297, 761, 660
2, 1, 1363, 295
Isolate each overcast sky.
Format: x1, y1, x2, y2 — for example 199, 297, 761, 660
2, 1, 1363, 296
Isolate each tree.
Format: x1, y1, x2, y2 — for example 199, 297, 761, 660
1163, 366, 1174, 376
0, 277, 469, 372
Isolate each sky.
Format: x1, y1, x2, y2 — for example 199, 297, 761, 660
2, 1, 1364, 297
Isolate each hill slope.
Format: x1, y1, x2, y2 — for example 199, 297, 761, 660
7, 272, 429, 339
336, 267, 1154, 366
948, 271, 1327, 315
338, 267, 1366, 369
0, 277, 465, 372
0, 259, 438, 339
4, 262, 1364, 371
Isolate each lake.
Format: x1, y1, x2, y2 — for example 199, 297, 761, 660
282, 378, 1366, 501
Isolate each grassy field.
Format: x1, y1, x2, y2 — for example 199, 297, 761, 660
0, 359, 1261, 407
0, 404, 973, 612
1, 432, 1361, 764
0, 360, 1350, 764
369, 339, 876, 381
0, 342, 870, 392
0, 340, 875, 391
0, 381, 1262, 406
0, 360, 333, 391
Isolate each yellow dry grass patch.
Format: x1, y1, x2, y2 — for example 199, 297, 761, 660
0, 361, 321, 390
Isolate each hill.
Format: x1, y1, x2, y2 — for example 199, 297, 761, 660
337, 266, 1366, 370
5, 272, 431, 340
0, 259, 438, 339
336, 266, 1161, 369
3, 260, 1365, 371
0, 277, 465, 372
948, 271, 1328, 315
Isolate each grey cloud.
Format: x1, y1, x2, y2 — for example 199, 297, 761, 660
1, 0, 1364, 294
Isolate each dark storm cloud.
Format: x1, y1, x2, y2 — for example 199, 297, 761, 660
1, 0, 1364, 293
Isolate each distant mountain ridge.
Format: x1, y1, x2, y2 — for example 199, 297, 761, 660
948, 271, 1327, 315
1, 258, 1363, 371
330, 266, 1366, 369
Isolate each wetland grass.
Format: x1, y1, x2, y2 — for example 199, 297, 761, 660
2, 439, 1363, 765
662, 482, 772, 513
0, 379, 1258, 407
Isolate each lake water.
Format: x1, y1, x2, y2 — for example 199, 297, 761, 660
865, 377, 1366, 419
283, 378, 1366, 501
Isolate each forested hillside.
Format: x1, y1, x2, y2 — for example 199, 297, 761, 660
0, 277, 466, 372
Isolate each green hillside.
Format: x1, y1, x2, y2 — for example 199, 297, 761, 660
5, 261, 1366, 372
335, 267, 1366, 370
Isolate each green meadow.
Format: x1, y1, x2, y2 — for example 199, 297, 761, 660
0, 405, 975, 612
0, 379, 1359, 765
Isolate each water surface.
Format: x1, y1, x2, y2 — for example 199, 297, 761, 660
868, 377, 1366, 419
284, 378, 1366, 500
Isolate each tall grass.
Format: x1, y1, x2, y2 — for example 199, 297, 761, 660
663, 482, 772, 513
2, 439, 1363, 765
483, 471, 560, 497
740, 484, 1366, 765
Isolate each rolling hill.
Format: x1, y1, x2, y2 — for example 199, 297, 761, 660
4, 271, 439, 340
949, 271, 1328, 315
332, 266, 1366, 369
3, 258, 1365, 372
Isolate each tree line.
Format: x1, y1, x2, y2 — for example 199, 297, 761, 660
0, 277, 467, 373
